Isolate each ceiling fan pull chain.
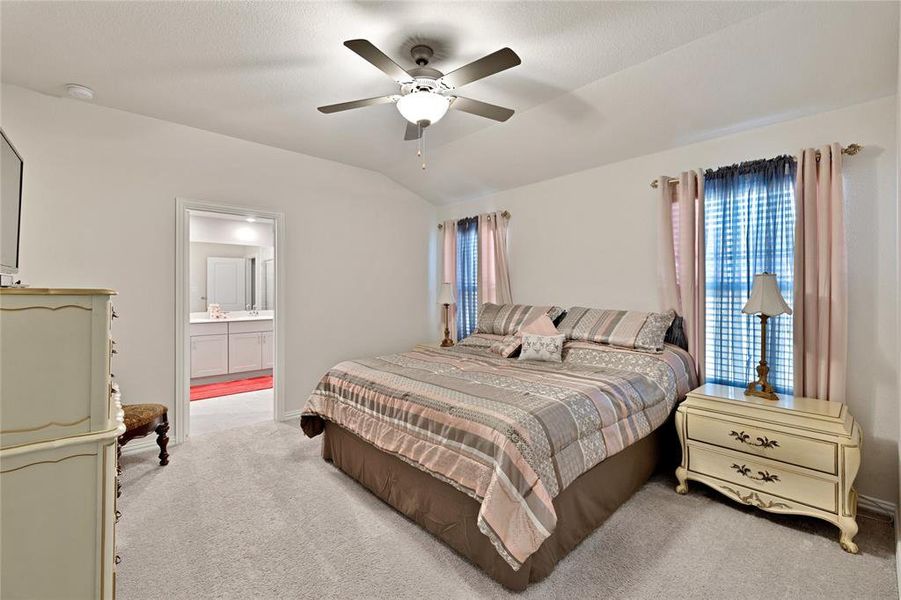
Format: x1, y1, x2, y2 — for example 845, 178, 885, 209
421, 127, 427, 170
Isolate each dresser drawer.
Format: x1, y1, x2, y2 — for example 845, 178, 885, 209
686, 412, 837, 475
1, 294, 114, 449
687, 444, 837, 513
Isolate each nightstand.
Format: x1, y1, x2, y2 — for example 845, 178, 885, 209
675, 383, 862, 553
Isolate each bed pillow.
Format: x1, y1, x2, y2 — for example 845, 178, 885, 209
489, 314, 560, 358
477, 303, 566, 336
664, 315, 689, 351
518, 333, 565, 362
457, 332, 505, 349
557, 307, 675, 352
489, 335, 522, 358
635, 310, 678, 352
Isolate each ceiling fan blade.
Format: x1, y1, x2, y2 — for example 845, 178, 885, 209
344, 39, 414, 84
404, 121, 422, 141
439, 48, 521, 89
451, 97, 514, 122
318, 95, 397, 114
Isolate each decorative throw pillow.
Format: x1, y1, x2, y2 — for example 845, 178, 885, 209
557, 307, 675, 353
489, 335, 522, 358
635, 309, 676, 352
489, 314, 560, 358
519, 333, 565, 362
477, 303, 566, 336
459, 333, 506, 349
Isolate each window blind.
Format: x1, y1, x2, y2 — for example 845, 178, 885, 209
704, 156, 796, 394
456, 217, 479, 340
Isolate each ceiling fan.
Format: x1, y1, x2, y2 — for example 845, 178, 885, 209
318, 39, 521, 146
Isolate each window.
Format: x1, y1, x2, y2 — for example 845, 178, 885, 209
456, 217, 479, 340
704, 156, 796, 394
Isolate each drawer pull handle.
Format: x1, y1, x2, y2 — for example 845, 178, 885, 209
721, 486, 791, 510
731, 463, 780, 483
729, 430, 779, 449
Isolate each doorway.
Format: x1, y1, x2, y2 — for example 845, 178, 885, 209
175, 199, 285, 444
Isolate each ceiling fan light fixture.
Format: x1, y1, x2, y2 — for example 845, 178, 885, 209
396, 91, 450, 127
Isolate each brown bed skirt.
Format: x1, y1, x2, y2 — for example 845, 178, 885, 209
320, 419, 675, 591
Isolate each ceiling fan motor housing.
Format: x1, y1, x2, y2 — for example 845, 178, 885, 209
400, 78, 445, 96
410, 44, 434, 66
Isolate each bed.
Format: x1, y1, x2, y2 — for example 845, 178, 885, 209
301, 331, 696, 591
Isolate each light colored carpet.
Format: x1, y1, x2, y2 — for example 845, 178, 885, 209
189, 388, 273, 436
118, 421, 897, 600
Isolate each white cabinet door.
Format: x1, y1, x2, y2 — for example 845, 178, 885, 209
229, 332, 262, 373
191, 334, 228, 378
207, 257, 246, 311
261, 332, 274, 369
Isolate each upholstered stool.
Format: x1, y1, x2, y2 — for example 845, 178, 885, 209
119, 403, 170, 466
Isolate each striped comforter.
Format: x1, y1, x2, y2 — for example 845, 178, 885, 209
300, 337, 696, 571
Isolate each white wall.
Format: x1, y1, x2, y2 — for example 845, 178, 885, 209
1, 83, 436, 418
438, 97, 900, 504
190, 213, 274, 247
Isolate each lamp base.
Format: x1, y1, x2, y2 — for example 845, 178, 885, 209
745, 314, 779, 401
440, 303, 454, 347
745, 380, 779, 401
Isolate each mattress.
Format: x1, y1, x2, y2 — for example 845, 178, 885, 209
301, 338, 696, 571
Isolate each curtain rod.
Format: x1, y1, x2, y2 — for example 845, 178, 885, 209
437, 210, 510, 230
649, 143, 863, 189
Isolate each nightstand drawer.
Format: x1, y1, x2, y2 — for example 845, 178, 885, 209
686, 412, 837, 475
687, 445, 837, 513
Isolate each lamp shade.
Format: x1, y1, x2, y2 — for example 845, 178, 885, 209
742, 273, 792, 316
438, 282, 455, 305
396, 91, 450, 126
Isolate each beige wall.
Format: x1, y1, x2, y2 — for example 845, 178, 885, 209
438, 97, 900, 503
1, 83, 436, 418
895, 7, 901, 540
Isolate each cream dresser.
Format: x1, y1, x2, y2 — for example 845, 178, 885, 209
675, 383, 861, 553
0, 289, 124, 599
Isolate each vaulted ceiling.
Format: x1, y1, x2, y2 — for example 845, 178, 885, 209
2, 1, 898, 204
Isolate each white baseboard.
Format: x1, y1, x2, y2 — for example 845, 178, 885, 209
280, 409, 302, 421
119, 437, 163, 456
858, 493, 897, 518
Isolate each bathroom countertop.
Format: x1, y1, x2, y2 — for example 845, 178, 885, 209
190, 311, 273, 324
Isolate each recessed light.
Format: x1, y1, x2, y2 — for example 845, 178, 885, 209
65, 83, 95, 101
245, 217, 256, 223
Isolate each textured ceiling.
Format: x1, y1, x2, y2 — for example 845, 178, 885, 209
1, 1, 898, 204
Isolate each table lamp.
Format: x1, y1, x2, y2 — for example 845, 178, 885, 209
438, 283, 456, 347
742, 273, 792, 401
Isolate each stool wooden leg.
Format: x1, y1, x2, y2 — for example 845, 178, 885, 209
155, 417, 170, 466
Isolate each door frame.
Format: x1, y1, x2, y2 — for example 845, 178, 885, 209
174, 197, 287, 444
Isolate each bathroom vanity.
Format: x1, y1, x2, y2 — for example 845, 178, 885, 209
189, 311, 273, 380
